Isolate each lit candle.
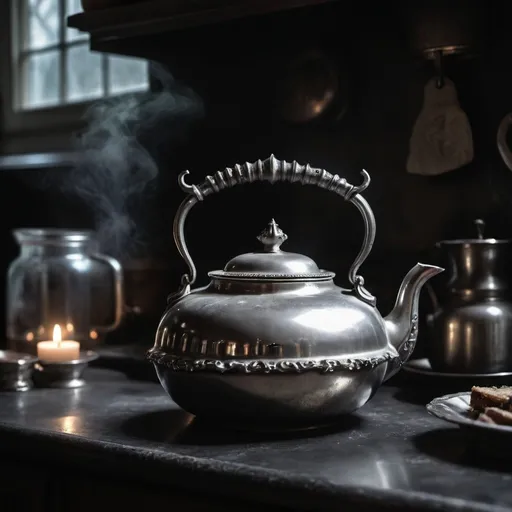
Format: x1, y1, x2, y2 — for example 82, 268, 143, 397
37, 325, 80, 362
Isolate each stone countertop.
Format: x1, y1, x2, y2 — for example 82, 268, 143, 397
0, 368, 510, 512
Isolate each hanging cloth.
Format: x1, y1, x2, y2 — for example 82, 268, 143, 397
406, 77, 474, 176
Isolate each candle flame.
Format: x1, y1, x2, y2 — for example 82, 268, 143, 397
53, 324, 62, 345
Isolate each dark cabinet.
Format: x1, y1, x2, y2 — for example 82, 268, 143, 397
61, 477, 274, 512
0, 466, 52, 512
0, 459, 290, 512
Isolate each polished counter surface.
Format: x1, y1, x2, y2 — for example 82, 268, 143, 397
0, 368, 510, 512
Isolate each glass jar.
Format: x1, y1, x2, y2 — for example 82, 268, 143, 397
7, 229, 123, 354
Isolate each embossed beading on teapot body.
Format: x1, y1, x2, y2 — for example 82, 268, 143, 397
148, 156, 443, 427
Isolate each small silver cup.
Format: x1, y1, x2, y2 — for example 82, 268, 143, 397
0, 350, 38, 391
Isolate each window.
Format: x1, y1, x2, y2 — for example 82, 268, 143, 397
0, 0, 149, 146
15, 0, 149, 110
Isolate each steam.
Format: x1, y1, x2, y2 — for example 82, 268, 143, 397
67, 63, 203, 260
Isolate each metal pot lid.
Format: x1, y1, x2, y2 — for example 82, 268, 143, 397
208, 219, 335, 281
437, 219, 511, 246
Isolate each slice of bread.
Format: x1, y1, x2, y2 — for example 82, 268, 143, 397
470, 386, 512, 412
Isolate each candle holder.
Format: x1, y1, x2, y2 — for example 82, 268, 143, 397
0, 350, 38, 391
33, 351, 99, 388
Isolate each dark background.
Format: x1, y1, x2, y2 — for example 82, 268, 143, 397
2, 0, 512, 355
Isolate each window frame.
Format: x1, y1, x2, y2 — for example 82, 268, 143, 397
0, 0, 150, 140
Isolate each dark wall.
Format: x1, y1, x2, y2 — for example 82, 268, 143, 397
3, 0, 512, 354
152, 0, 512, 356
156, 1, 512, 310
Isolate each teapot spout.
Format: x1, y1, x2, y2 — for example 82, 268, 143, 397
384, 263, 444, 380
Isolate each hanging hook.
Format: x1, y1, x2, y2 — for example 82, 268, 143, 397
434, 50, 444, 89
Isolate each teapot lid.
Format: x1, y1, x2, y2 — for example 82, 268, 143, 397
438, 219, 510, 246
208, 219, 335, 281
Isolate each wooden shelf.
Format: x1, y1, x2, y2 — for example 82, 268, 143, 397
68, 0, 338, 52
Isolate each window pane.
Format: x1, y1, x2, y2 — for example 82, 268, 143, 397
25, 0, 60, 50
66, 45, 103, 103
65, 0, 87, 42
107, 55, 149, 96
22, 50, 60, 109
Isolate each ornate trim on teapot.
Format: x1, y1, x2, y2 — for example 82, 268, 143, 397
146, 348, 397, 375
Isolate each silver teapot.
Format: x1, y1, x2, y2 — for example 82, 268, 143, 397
148, 156, 443, 427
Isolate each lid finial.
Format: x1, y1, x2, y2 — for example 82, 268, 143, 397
474, 219, 485, 240
257, 219, 288, 252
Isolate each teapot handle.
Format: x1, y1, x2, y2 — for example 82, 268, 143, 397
172, 155, 377, 306
497, 113, 512, 171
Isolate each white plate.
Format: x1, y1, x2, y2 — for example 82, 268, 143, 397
403, 358, 512, 379
427, 392, 512, 433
